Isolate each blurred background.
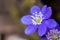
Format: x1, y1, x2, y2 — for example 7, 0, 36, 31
0, 0, 60, 40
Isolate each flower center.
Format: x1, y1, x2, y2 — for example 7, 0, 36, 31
31, 12, 44, 25
53, 35, 58, 40
36, 17, 41, 23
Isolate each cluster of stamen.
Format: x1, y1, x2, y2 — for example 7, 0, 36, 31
46, 29, 60, 40
31, 12, 43, 25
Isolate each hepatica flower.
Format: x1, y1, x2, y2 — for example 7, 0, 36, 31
46, 29, 60, 40
21, 5, 57, 36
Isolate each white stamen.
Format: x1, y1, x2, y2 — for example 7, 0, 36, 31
31, 16, 36, 19
33, 13, 35, 14
39, 12, 43, 17
35, 12, 37, 13
32, 19, 37, 25
31, 11, 44, 25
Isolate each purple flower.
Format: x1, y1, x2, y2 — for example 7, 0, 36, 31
41, 29, 60, 40
46, 29, 60, 40
21, 5, 57, 36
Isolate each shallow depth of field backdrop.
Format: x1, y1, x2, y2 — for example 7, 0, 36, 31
0, 0, 60, 40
